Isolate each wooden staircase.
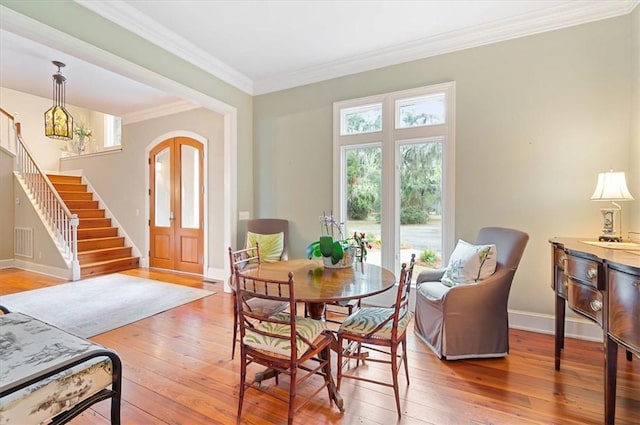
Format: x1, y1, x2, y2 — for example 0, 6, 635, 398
48, 174, 139, 278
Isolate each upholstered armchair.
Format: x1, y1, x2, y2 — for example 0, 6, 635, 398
414, 227, 529, 360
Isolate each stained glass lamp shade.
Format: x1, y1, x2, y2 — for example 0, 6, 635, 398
44, 61, 73, 140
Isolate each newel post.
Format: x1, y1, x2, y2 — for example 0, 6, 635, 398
71, 214, 80, 281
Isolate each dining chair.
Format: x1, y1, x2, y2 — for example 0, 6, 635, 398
228, 245, 288, 359
336, 253, 416, 417
234, 267, 338, 425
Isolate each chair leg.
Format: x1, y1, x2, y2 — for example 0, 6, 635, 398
232, 292, 238, 360
391, 344, 401, 417
321, 344, 333, 403
337, 335, 343, 390
236, 348, 246, 425
402, 336, 410, 384
287, 369, 296, 425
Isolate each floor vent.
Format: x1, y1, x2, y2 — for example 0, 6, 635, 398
14, 227, 33, 258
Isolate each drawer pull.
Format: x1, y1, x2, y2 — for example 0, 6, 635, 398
633, 280, 640, 288
586, 268, 597, 279
590, 300, 602, 312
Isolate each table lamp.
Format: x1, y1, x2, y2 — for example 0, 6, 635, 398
590, 170, 634, 242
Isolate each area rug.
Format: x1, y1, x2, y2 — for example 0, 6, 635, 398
0, 273, 215, 338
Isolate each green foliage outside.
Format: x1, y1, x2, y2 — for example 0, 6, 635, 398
420, 248, 440, 267
344, 110, 443, 224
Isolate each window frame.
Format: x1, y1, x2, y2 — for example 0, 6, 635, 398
333, 82, 456, 274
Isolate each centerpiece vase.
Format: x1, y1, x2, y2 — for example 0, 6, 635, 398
323, 246, 356, 269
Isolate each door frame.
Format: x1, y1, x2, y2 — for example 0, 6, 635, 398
145, 131, 209, 275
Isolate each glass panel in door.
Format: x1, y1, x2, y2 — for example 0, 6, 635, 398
344, 145, 382, 265
181, 144, 200, 229
154, 148, 171, 227
399, 139, 443, 277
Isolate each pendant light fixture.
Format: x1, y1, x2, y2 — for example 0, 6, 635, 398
44, 60, 74, 140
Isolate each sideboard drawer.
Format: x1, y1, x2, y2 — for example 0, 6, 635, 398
608, 268, 640, 353
567, 278, 603, 326
554, 247, 567, 269
565, 256, 600, 289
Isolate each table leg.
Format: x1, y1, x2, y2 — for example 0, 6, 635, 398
554, 294, 565, 370
605, 335, 618, 425
307, 302, 326, 320
321, 336, 344, 412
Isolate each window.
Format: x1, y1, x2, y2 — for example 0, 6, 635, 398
395, 94, 445, 129
339, 103, 382, 135
104, 114, 122, 148
333, 82, 455, 278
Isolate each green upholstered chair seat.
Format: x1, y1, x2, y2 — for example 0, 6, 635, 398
244, 313, 327, 358
340, 307, 411, 340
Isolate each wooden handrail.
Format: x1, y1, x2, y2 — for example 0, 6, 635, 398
5, 112, 80, 280
0, 107, 14, 120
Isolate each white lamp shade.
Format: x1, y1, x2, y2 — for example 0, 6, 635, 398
591, 171, 635, 201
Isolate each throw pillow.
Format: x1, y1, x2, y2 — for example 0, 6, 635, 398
246, 231, 284, 263
440, 239, 497, 287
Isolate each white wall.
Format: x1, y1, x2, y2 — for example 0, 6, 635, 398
0, 87, 94, 171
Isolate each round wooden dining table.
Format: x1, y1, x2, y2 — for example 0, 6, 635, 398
238, 258, 397, 411
239, 258, 397, 320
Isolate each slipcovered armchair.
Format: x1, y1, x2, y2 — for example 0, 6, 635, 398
414, 227, 529, 360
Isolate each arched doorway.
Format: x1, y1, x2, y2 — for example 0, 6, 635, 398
149, 136, 204, 274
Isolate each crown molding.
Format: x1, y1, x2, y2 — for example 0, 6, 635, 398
75, 0, 254, 95
58, 0, 640, 96
122, 100, 200, 124
0, 5, 236, 116
253, 0, 639, 94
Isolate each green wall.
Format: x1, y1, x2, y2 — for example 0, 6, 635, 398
254, 15, 636, 316
631, 5, 639, 230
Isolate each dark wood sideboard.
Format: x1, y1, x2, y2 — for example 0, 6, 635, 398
550, 237, 640, 425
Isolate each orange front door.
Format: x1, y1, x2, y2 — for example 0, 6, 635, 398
149, 137, 204, 274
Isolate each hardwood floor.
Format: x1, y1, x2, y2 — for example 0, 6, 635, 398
1, 267, 638, 424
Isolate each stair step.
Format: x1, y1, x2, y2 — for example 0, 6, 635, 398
77, 227, 118, 240
51, 183, 88, 192
65, 200, 99, 210
78, 218, 112, 229
77, 236, 125, 252
80, 257, 140, 279
78, 246, 133, 263
59, 191, 93, 201
47, 175, 82, 184
71, 209, 105, 218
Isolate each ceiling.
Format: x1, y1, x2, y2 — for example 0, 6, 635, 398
0, 0, 637, 118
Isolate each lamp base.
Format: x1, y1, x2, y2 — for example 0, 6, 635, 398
598, 235, 623, 242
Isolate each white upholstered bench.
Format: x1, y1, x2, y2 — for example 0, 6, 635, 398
0, 309, 122, 424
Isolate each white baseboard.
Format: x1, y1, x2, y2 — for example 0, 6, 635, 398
0, 259, 15, 269
509, 309, 603, 342
11, 259, 72, 280
205, 267, 228, 291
